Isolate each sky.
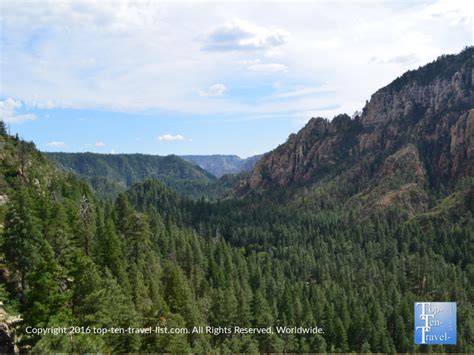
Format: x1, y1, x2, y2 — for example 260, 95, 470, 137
0, 0, 472, 157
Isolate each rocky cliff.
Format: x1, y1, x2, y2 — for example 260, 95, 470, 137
0, 302, 21, 353
238, 47, 473, 201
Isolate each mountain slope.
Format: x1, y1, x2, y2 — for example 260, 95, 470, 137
238, 47, 473, 212
44, 152, 217, 198
180, 154, 262, 177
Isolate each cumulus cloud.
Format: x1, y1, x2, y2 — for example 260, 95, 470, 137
46, 141, 66, 147
158, 134, 185, 141
199, 83, 227, 97
0, 98, 37, 124
0, 98, 21, 111
203, 19, 289, 51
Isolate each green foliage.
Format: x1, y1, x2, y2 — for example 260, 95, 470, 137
44, 152, 219, 199
0, 121, 472, 353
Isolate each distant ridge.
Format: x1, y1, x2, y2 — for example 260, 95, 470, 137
181, 154, 262, 177
44, 152, 217, 198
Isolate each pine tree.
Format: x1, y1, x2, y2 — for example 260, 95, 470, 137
23, 241, 69, 331
94, 216, 127, 286
0, 120, 6, 135
161, 261, 197, 327
3, 187, 43, 292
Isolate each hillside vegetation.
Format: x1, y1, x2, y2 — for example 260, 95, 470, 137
44, 152, 219, 199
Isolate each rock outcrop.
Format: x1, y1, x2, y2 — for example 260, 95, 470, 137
0, 302, 21, 354
361, 60, 472, 126
237, 47, 473, 201
246, 114, 359, 190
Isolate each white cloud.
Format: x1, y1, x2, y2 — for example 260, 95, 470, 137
0, 1, 471, 118
0, 98, 37, 124
199, 83, 227, 97
158, 134, 185, 141
45, 141, 65, 147
202, 19, 289, 52
0, 98, 21, 111
31, 99, 57, 109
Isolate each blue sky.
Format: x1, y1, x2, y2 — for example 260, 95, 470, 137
0, 0, 472, 157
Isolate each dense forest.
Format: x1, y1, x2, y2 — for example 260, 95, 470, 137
1, 127, 473, 352
0, 48, 473, 353
44, 152, 222, 200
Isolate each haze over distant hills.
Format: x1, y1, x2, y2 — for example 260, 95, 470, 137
43, 152, 260, 199
180, 154, 262, 177
44, 152, 215, 184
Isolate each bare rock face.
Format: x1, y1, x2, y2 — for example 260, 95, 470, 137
246, 114, 358, 190
237, 47, 473, 196
450, 109, 474, 177
361, 64, 472, 126
356, 49, 473, 184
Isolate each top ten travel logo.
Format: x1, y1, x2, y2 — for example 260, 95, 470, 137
414, 302, 456, 345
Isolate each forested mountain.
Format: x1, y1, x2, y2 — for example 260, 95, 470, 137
44, 152, 218, 199
0, 48, 473, 353
181, 155, 262, 177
